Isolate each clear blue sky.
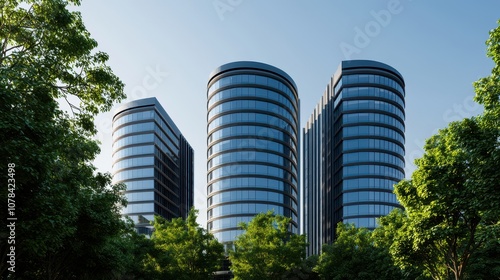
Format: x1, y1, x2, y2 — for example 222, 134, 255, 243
77, 1, 500, 227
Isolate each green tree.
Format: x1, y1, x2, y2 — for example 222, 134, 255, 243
465, 237, 500, 279
474, 19, 500, 125
375, 210, 432, 280
146, 208, 224, 280
390, 116, 499, 280
315, 222, 406, 280
118, 227, 159, 280
0, 0, 127, 278
229, 211, 308, 280
375, 19, 500, 280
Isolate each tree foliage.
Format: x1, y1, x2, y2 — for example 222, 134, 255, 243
383, 20, 500, 280
229, 211, 308, 280
474, 19, 500, 124
0, 0, 127, 278
315, 222, 408, 280
390, 118, 500, 280
0, 0, 124, 133
145, 208, 224, 280
375, 210, 432, 280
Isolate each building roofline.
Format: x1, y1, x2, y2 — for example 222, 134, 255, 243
208, 61, 298, 92
341, 60, 404, 83
113, 97, 182, 137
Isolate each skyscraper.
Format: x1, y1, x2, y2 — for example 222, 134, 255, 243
207, 61, 300, 250
303, 60, 405, 256
112, 97, 194, 235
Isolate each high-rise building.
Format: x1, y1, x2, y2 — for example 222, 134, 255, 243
303, 60, 405, 256
112, 97, 194, 235
207, 61, 300, 250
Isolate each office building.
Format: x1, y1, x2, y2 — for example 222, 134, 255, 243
303, 60, 405, 256
207, 61, 300, 250
112, 97, 194, 235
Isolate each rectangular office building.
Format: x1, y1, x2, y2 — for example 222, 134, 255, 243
112, 97, 193, 235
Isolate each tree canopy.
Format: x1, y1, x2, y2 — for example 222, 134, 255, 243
145, 208, 224, 280
229, 211, 308, 280
380, 19, 500, 280
0, 0, 127, 278
315, 222, 409, 280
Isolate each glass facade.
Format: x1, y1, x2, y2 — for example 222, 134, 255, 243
303, 60, 405, 256
112, 97, 194, 235
207, 61, 300, 248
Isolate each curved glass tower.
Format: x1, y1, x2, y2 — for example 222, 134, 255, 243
304, 60, 405, 255
207, 61, 300, 249
112, 97, 194, 235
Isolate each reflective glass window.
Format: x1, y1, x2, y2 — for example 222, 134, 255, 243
154, 113, 179, 143
343, 152, 404, 168
342, 74, 404, 95
208, 151, 296, 171
125, 214, 154, 225
154, 135, 179, 162
113, 156, 154, 171
343, 126, 404, 143
208, 100, 297, 127
122, 203, 154, 214
343, 218, 377, 228
341, 87, 404, 108
342, 100, 404, 120
343, 204, 394, 216
343, 191, 398, 204
113, 110, 154, 128
209, 203, 285, 217
342, 113, 404, 132
125, 191, 154, 202
208, 112, 295, 135
343, 178, 399, 191
208, 138, 297, 163
343, 139, 405, 155
113, 133, 155, 152
342, 165, 404, 180
113, 122, 155, 138
113, 145, 154, 159
209, 216, 254, 231
114, 168, 154, 182
209, 126, 297, 147
208, 164, 296, 184
208, 87, 297, 113
208, 74, 296, 102
212, 229, 245, 243
209, 190, 296, 209
209, 177, 298, 198
124, 180, 155, 191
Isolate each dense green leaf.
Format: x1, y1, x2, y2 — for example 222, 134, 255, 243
0, 0, 128, 278
379, 20, 500, 280
146, 208, 224, 280
229, 211, 309, 280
